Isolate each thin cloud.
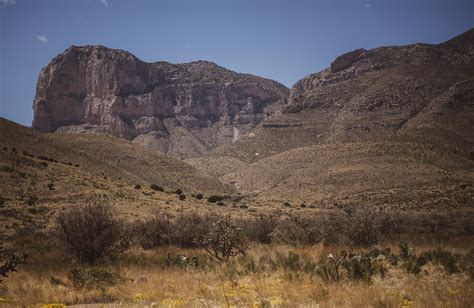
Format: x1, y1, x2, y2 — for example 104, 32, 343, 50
365, 3, 372, 9
101, 0, 109, 7
36, 35, 48, 43
0, 0, 16, 7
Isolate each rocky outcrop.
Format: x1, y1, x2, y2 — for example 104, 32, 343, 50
288, 28, 474, 108
33, 46, 289, 158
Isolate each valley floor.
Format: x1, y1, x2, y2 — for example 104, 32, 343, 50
2, 241, 474, 308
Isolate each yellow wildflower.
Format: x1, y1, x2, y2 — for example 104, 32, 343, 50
162, 298, 186, 307
135, 293, 144, 302
270, 297, 284, 306
447, 288, 460, 295
401, 299, 414, 308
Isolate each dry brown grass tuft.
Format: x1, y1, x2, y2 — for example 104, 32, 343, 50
1, 242, 473, 307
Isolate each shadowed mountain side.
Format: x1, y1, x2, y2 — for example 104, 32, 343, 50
0, 117, 237, 237
0, 118, 231, 194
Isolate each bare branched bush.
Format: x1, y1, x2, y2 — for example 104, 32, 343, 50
239, 214, 278, 244
270, 215, 322, 245
201, 215, 249, 261
133, 212, 217, 249
57, 204, 129, 264
346, 210, 388, 247
133, 214, 172, 249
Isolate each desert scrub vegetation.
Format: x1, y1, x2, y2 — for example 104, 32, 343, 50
1, 239, 474, 307
1, 207, 473, 306
57, 204, 129, 264
201, 215, 249, 261
0, 245, 27, 282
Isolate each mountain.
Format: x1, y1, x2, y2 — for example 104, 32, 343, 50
32, 45, 289, 158
187, 29, 474, 208
26, 29, 474, 211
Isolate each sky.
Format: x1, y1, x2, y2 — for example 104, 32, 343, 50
1, 0, 473, 126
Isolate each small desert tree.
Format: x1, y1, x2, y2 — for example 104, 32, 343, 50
57, 204, 129, 264
0, 245, 27, 282
201, 215, 248, 261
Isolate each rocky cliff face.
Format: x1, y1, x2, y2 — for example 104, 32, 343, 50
33, 46, 289, 158
288, 29, 474, 110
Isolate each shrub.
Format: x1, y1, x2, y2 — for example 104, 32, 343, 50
26, 196, 38, 206
316, 248, 391, 283
134, 212, 215, 249
423, 249, 461, 274
207, 195, 226, 203
134, 184, 141, 190
275, 251, 305, 272
462, 249, 474, 280
343, 253, 387, 282
150, 184, 164, 191
270, 215, 322, 245
57, 204, 129, 264
195, 193, 203, 200
240, 214, 278, 244
171, 213, 214, 247
341, 208, 398, 247
201, 215, 249, 261
134, 215, 172, 249
175, 189, 183, 195
398, 241, 427, 274
0, 246, 27, 282
179, 194, 186, 201
166, 253, 199, 268
317, 251, 347, 281
68, 267, 120, 291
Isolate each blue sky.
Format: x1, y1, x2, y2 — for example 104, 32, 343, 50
1, 0, 473, 126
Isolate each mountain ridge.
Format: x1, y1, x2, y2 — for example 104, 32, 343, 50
32, 45, 289, 158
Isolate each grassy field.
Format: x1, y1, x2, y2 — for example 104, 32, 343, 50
2, 238, 474, 307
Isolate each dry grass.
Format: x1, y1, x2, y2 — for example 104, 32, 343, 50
1, 243, 473, 307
